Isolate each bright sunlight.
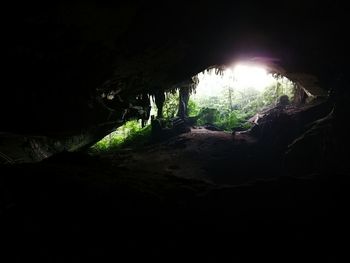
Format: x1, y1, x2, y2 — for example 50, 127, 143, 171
194, 64, 275, 98
231, 64, 275, 92
189, 63, 296, 131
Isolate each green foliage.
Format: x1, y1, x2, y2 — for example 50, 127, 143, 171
188, 99, 200, 116
191, 73, 295, 131
91, 134, 124, 152
91, 120, 151, 152
259, 75, 295, 106
122, 124, 152, 147
195, 107, 252, 130
216, 111, 240, 130
163, 92, 179, 119
197, 108, 220, 125
91, 73, 296, 152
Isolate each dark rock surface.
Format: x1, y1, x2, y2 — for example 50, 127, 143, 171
2, 1, 347, 153
1, 1, 349, 261
2, 122, 349, 261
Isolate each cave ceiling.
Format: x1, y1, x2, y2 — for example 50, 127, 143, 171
2, 0, 346, 135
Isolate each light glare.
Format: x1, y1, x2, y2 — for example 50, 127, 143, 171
232, 65, 274, 92
194, 64, 275, 99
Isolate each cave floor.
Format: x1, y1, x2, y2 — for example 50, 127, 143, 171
101, 127, 268, 185
1, 128, 348, 261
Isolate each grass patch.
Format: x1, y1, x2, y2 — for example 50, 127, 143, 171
90, 120, 152, 153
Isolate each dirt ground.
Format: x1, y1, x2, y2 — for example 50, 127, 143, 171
1, 127, 348, 262
101, 127, 271, 185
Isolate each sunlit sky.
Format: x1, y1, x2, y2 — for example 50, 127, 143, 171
193, 64, 276, 98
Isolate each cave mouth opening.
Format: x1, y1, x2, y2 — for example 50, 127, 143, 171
91, 62, 300, 152
188, 63, 297, 131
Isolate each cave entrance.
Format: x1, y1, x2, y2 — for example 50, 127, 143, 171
91, 63, 308, 153
188, 64, 297, 131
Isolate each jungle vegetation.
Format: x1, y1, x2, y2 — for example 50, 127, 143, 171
91, 67, 296, 151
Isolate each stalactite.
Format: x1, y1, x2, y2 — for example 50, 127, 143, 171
177, 86, 190, 119
154, 90, 165, 118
